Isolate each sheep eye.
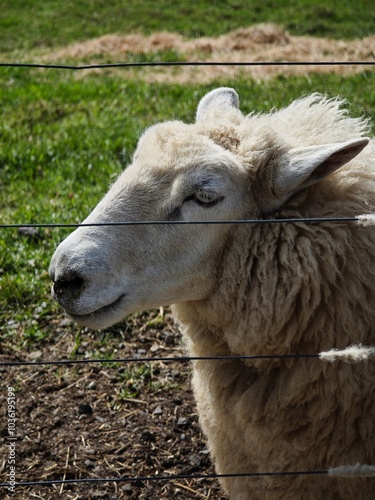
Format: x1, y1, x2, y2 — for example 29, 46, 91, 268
183, 190, 224, 207
195, 189, 219, 204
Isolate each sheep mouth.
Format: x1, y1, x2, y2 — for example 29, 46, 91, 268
66, 294, 127, 325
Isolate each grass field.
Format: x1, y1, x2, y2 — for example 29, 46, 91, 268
1, 1, 375, 349
0, 0, 375, 54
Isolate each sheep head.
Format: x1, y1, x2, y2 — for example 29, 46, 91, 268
49, 88, 369, 329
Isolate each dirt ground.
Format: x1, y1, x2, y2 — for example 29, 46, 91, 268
0, 309, 227, 499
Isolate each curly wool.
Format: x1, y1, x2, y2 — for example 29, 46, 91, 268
173, 93, 375, 499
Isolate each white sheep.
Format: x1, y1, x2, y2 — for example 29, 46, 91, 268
49, 88, 375, 499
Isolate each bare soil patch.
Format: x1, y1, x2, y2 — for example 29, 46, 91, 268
46, 24, 375, 82
0, 310, 226, 499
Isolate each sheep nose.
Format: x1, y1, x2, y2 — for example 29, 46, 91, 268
53, 275, 85, 302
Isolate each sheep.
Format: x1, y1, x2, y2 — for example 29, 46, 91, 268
49, 88, 375, 499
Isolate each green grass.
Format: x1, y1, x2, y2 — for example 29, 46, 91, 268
0, 0, 374, 54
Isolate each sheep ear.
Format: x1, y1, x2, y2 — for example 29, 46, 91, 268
196, 87, 239, 122
273, 138, 369, 200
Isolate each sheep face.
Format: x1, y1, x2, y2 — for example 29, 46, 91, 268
49, 121, 249, 329
49, 88, 368, 329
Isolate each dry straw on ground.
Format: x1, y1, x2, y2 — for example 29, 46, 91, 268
46, 24, 375, 82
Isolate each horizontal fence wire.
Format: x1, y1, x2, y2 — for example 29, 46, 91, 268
0, 216, 364, 229
0, 353, 320, 367
2, 346, 374, 367
1, 465, 375, 489
1, 61, 375, 71
0, 470, 328, 489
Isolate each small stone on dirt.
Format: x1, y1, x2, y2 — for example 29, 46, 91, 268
153, 405, 162, 415
83, 447, 96, 455
177, 417, 189, 427
29, 350, 43, 359
150, 342, 160, 352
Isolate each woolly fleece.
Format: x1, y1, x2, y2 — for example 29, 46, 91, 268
172, 91, 375, 499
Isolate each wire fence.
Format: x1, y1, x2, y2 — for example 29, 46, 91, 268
0, 215, 368, 229
1, 61, 375, 71
1, 468, 375, 490
2, 346, 375, 367
0, 469, 335, 489
1, 58, 375, 495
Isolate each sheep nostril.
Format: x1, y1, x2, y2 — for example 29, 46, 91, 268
53, 275, 85, 301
